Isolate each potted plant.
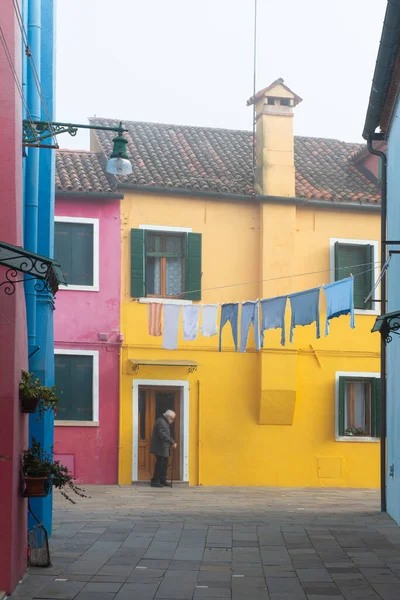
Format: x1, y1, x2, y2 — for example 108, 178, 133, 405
22, 440, 87, 503
344, 425, 367, 436
19, 371, 58, 415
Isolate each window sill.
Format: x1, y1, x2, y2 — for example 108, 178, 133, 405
137, 298, 193, 305
59, 285, 99, 292
335, 436, 379, 443
354, 309, 380, 316
55, 420, 99, 427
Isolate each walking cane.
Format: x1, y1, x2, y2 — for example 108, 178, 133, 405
170, 446, 174, 488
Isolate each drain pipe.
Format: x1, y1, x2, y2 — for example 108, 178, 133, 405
24, 0, 41, 353
367, 135, 387, 513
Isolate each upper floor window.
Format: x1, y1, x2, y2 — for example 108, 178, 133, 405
54, 217, 99, 291
130, 227, 202, 301
332, 239, 377, 311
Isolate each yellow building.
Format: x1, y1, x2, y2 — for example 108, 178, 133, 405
92, 79, 382, 488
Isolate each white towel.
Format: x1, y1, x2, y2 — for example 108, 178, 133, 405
163, 304, 181, 350
182, 305, 200, 341
200, 304, 218, 337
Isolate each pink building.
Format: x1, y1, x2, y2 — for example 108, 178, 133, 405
53, 150, 122, 484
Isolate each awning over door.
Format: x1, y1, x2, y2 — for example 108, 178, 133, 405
129, 358, 199, 373
0, 240, 66, 296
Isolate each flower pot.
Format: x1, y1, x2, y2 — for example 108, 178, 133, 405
23, 475, 50, 497
20, 392, 40, 414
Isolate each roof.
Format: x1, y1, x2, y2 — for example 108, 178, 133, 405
246, 78, 303, 107
363, 0, 400, 138
56, 150, 116, 193
87, 118, 380, 205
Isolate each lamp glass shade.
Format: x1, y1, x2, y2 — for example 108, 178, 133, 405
106, 157, 133, 175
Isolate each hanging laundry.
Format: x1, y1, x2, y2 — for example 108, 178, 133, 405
182, 305, 201, 341
289, 287, 320, 343
260, 296, 287, 347
323, 277, 355, 335
200, 304, 218, 337
240, 301, 260, 353
219, 303, 239, 352
163, 304, 181, 350
148, 302, 162, 337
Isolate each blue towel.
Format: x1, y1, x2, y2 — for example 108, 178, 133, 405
323, 277, 355, 335
260, 296, 287, 347
289, 287, 320, 343
219, 303, 239, 352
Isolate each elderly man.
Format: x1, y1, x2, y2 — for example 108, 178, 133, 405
150, 409, 177, 488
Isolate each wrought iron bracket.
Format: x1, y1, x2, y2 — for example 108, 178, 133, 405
372, 310, 400, 345
0, 241, 66, 296
23, 120, 128, 148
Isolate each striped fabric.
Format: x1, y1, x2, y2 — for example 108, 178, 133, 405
148, 303, 162, 336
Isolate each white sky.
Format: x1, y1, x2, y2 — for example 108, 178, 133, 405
56, 0, 387, 150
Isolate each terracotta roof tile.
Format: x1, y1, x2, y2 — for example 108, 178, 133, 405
56, 150, 116, 193
60, 119, 379, 205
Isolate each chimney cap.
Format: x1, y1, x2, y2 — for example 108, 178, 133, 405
247, 78, 303, 107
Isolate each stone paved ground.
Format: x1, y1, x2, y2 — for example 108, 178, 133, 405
10, 485, 400, 600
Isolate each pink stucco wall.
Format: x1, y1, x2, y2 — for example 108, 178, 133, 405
0, 2, 29, 593
54, 194, 121, 484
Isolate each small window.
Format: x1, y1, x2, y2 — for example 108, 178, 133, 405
334, 242, 374, 310
54, 219, 98, 290
267, 97, 276, 105
280, 98, 291, 106
146, 233, 185, 297
54, 353, 96, 422
338, 376, 380, 438
130, 229, 202, 301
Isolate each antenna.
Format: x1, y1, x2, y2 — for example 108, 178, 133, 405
252, 0, 258, 189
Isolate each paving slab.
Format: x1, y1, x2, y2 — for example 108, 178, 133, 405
10, 486, 400, 600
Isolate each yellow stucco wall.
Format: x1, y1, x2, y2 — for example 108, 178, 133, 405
118, 191, 380, 488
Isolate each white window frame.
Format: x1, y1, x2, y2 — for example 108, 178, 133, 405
330, 238, 379, 315
138, 224, 193, 305
335, 371, 380, 442
55, 216, 100, 292
132, 379, 189, 482
54, 349, 99, 427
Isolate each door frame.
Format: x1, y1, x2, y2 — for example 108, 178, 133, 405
132, 379, 189, 482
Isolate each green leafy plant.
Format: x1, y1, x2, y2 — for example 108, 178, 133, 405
22, 440, 88, 504
344, 426, 367, 436
19, 371, 58, 414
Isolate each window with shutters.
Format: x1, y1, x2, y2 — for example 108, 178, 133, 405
336, 373, 380, 441
130, 228, 202, 301
331, 239, 377, 311
54, 217, 99, 291
54, 350, 99, 425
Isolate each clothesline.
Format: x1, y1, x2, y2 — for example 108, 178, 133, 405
173, 260, 380, 298
148, 274, 362, 352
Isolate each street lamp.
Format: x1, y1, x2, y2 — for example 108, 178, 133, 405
22, 120, 133, 175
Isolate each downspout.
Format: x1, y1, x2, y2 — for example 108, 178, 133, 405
367, 136, 387, 514
24, 0, 41, 352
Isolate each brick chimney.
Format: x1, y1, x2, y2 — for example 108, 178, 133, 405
247, 78, 302, 197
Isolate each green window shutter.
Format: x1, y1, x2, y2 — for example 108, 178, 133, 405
335, 242, 374, 310
131, 229, 145, 297
55, 355, 93, 421
185, 233, 202, 301
54, 222, 94, 286
372, 378, 381, 438
338, 376, 345, 436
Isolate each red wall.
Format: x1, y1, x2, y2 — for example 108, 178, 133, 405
54, 195, 121, 484
0, 1, 28, 593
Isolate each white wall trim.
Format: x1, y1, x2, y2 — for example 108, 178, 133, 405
329, 237, 380, 315
55, 216, 100, 292
139, 224, 193, 233
132, 379, 190, 482
54, 349, 100, 423
138, 298, 192, 306
335, 371, 380, 442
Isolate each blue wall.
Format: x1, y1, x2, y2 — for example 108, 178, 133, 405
386, 93, 400, 524
23, 0, 56, 535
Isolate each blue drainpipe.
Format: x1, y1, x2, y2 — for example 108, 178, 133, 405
28, 0, 57, 535
24, 0, 54, 535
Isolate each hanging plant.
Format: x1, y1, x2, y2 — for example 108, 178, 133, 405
19, 371, 58, 415
22, 440, 88, 503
